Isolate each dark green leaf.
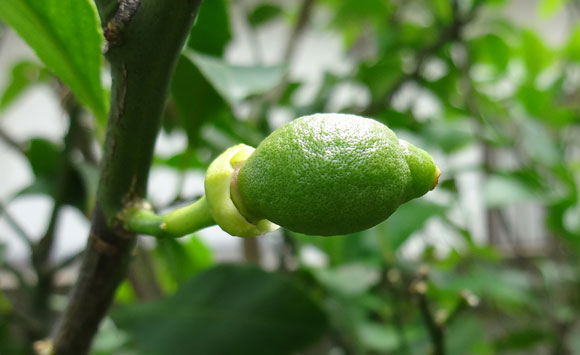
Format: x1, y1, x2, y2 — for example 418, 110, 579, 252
248, 3, 283, 28
470, 33, 511, 72
187, 0, 231, 56
154, 237, 213, 292
494, 326, 552, 351
114, 264, 328, 355
183, 50, 288, 105
445, 316, 487, 355
170, 55, 232, 147
432, 0, 453, 25
0, 0, 107, 123
18, 138, 89, 212
25, 138, 60, 178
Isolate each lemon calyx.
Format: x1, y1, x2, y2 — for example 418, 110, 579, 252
204, 144, 279, 238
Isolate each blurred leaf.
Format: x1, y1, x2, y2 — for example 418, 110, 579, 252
114, 280, 137, 305
484, 173, 546, 207
516, 83, 575, 125
356, 57, 402, 101
71, 161, 99, 213
433, 0, 453, 25
564, 23, 580, 62
494, 326, 552, 352
0, 61, 48, 110
278, 81, 301, 106
520, 29, 553, 77
114, 264, 328, 355
0, 0, 107, 123
91, 318, 131, 355
17, 138, 88, 211
356, 322, 399, 352
154, 149, 208, 171
154, 237, 213, 292
470, 33, 511, 72
420, 119, 476, 153
313, 263, 380, 297
440, 265, 537, 312
248, 3, 283, 28
519, 119, 561, 166
170, 55, 226, 146
25, 138, 61, 178
538, 0, 564, 18
184, 50, 288, 104
378, 200, 447, 252
187, 0, 231, 56
291, 229, 380, 266
445, 316, 487, 355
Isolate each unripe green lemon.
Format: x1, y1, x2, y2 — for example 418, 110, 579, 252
233, 113, 439, 236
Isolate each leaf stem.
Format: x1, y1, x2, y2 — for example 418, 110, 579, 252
124, 196, 216, 238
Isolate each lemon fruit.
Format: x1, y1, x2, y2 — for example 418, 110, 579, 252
233, 113, 440, 236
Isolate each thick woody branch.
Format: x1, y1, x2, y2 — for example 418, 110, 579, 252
51, 1, 202, 354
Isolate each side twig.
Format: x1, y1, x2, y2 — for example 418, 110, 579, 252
410, 266, 445, 355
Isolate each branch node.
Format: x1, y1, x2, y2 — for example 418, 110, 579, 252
103, 0, 142, 47
89, 233, 120, 255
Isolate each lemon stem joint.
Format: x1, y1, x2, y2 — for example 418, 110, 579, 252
121, 113, 440, 238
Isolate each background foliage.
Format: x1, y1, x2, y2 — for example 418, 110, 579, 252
1, 0, 580, 354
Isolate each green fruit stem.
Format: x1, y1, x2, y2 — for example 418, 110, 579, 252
122, 197, 215, 238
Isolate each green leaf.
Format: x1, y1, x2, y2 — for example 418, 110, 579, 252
0, 61, 48, 110
445, 316, 487, 355
519, 119, 561, 166
170, 55, 227, 146
420, 120, 476, 153
113, 264, 328, 355
469, 33, 511, 72
0, 0, 108, 123
187, 0, 231, 56
564, 24, 580, 62
433, 0, 453, 25
538, 0, 564, 18
520, 30, 553, 77
313, 263, 380, 297
356, 322, 399, 352
484, 173, 545, 207
248, 3, 283, 28
494, 326, 552, 351
154, 237, 213, 292
18, 138, 89, 212
356, 57, 402, 101
183, 50, 288, 105
25, 138, 61, 178
377, 200, 447, 252
71, 161, 100, 212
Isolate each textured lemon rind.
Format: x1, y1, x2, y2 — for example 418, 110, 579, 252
205, 144, 279, 238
